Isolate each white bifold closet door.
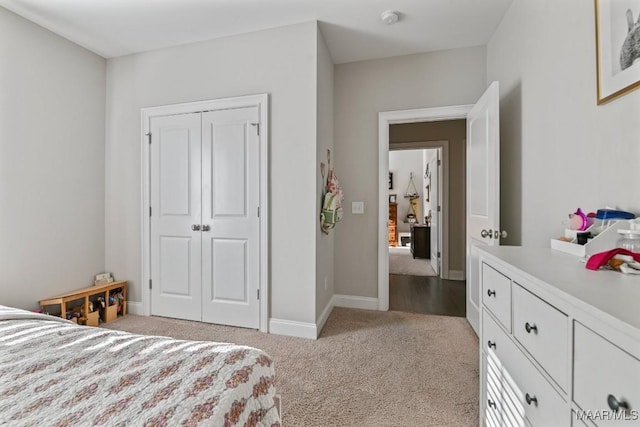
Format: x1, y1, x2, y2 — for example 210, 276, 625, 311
150, 107, 260, 329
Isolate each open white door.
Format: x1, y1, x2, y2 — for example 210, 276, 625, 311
429, 150, 440, 275
466, 81, 501, 335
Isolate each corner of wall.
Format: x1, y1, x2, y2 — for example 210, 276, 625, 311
314, 22, 336, 331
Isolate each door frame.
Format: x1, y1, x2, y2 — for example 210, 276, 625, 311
378, 105, 471, 311
140, 94, 269, 332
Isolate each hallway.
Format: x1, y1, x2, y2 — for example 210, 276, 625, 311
389, 274, 466, 317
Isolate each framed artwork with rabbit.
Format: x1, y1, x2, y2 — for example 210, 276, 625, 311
595, 0, 640, 104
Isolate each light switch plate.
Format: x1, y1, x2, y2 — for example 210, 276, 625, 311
352, 201, 364, 214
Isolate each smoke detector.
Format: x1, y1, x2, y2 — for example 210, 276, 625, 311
380, 10, 399, 25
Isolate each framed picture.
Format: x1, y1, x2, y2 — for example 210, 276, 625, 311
595, 0, 640, 104
389, 194, 397, 204
388, 172, 393, 190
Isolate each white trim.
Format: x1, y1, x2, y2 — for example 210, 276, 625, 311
449, 270, 465, 281
141, 94, 270, 332
316, 296, 335, 337
333, 294, 379, 311
378, 105, 472, 311
126, 301, 143, 315
269, 318, 317, 340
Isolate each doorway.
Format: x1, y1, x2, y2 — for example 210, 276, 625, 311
386, 132, 466, 317
387, 147, 440, 277
141, 94, 270, 332
377, 105, 471, 312
378, 82, 501, 334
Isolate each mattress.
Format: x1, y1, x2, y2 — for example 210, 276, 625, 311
0, 305, 281, 426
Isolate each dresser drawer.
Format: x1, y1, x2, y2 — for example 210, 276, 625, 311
512, 283, 569, 392
482, 263, 512, 331
483, 310, 567, 426
484, 353, 504, 427
573, 322, 640, 426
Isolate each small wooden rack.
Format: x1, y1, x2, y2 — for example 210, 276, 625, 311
39, 281, 127, 326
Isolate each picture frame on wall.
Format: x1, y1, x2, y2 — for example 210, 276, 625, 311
595, 0, 640, 104
388, 172, 393, 190
389, 194, 397, 204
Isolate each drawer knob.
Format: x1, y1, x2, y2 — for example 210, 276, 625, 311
525, 393, 538, 406
487, 340, 496, 349
525, 322, 538, 334
607, 394, 629, 412
487, 289, 496, 297
488, 399, 497, 409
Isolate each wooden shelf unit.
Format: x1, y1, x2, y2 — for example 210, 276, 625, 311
388, 203, 398, 246
39, 281, 127, 326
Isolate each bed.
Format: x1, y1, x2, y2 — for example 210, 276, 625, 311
0, 305, 282, 426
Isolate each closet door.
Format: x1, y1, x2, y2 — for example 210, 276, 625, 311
201, 107, 260, 329
150, 113, 202, 321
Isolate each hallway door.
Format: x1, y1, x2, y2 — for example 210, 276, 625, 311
466, 81, 501, 334
429, 149, 440, 274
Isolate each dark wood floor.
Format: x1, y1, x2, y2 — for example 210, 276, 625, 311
389, 274, 466, 317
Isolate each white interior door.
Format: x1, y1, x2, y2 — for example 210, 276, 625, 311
429, 150, 440, 274
466, 81, 500, 335
150, 113, 202, 321
201, 107, 260, 329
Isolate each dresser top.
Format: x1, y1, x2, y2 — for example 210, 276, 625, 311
478, 246, 640, 335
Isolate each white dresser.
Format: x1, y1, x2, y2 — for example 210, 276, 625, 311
477, 246, 640, 426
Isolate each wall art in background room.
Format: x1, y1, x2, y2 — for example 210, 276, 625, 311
596, 0, 640, 104
388, 172, 393, 189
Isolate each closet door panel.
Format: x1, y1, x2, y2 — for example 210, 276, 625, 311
211, 122, 247, 217
201, 107, 260, 329
211, 239, 248, 302
150, 113, 202, 321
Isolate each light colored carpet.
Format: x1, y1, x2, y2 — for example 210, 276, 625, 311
389, 246, 437, 276
103, 307, 479, 426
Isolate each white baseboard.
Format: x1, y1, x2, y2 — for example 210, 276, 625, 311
269, 318, 317, 340
316, 297, 335, 337
127, 301, 143, 315
449, 270, 465, 281
333, 294, 378, 311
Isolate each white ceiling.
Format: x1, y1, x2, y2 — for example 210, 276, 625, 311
0, 0, 513, 64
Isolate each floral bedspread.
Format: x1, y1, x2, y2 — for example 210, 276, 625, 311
0, 306, 281, 426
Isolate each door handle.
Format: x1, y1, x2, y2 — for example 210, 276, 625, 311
191, 224, 201, 231
202, 225, 211, 232
494, 230, 508, 239
481, 229, 492, 238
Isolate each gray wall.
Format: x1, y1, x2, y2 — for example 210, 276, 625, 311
390, 120, 467, 273
0, 7, 106, 309
105, 22, 319, 324
334, 47, 486, 298
315, 29, 335, 321
488, 0, 640, 247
